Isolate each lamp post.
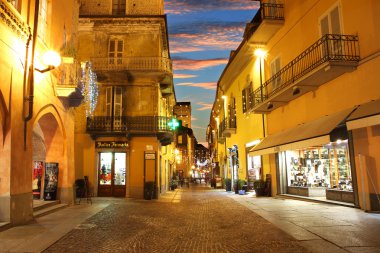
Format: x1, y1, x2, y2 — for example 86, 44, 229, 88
24, 0, 61, 147
254, 48, 267, 138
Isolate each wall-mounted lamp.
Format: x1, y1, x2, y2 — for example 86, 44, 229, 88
267, 102, 273, 110
35, 50, 62, 73
292, 86, 300, 96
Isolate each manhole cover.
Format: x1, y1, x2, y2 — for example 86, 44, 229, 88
75, 223, 97, 229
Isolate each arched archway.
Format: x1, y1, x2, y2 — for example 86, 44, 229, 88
32, 106, 67, 202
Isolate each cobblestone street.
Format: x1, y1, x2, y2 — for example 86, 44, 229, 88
44, 185, 309, 253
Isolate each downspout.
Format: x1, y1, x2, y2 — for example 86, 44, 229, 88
24, 0, 40, 148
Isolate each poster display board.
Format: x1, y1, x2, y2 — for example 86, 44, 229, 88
32, 161, 44, 199
43, 163, 59, 201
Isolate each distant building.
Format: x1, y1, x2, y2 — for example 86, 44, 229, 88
174, 102, 191, 128
75, 0, 176, 199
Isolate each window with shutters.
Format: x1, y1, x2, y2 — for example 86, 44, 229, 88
270, 57, 281, 90
38, 0, 47, 41
320, 5, 342, 55
242, 83, 253, 113
112, 0, 126, 15
106, 87, 125, 130
109, 39, 123, 65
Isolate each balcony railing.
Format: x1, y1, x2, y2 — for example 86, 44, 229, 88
90, 57, 172, 73
244, 1, 284, 41
219, 117, 237, 137
87, 116, 172, 133
251, 34, 360, 111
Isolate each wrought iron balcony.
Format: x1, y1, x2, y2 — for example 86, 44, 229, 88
90, 57, 172, 73
251, 34, 360, 113
244, 0, 284, 43
219, 117, 237, 137
86, 116, 174, 144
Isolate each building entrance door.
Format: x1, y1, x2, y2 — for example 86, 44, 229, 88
98, 152, 126, 197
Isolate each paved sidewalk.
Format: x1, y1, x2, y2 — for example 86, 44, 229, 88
0, 199, 112, 253
228, 191, 380, 253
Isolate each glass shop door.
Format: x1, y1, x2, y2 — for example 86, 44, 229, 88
98, 152, 126, 197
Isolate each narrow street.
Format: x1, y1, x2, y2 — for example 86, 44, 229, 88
43, 185, 309, 253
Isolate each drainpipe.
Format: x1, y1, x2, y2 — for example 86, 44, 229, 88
24, 0, 40, 148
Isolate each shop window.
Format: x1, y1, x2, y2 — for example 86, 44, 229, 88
109, 39, 124, 65
285, 140, 352, 191
112, 0, 126, 15
247, 155, 262, 189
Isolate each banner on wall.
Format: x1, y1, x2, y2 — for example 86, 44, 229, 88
32, 161, 44, 199
43, 163, 59, 201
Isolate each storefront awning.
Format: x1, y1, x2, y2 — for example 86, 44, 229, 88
346, 99, 380, 130
249, 107, 355, 156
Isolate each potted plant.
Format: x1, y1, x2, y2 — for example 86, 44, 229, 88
253, 179, 266, 196
224, 178, 232, 191
169, 179, 178, 190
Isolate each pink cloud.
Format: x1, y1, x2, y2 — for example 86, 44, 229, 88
173, 73, 198, 79
165, 0, 259, 14
170, 26, 245, 53
176, 82, 217, 90
173, 58, 228, 71
196, 102, 213, 111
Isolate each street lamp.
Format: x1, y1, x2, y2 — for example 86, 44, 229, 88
36, 50, 62, 73
254, 48, 267, 137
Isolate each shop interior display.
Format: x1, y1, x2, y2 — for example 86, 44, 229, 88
287, 142, 352, 192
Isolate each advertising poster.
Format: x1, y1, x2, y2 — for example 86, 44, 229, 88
43, 163, 59, 201
32, 161, 44, 199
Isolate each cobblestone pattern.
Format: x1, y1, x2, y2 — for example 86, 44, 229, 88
44, 187, 310, 253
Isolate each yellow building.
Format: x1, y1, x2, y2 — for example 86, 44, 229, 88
208, 0, 284, 191
210, 0, 380, 211
74, 0, 176, 199
0, 0, 82, 225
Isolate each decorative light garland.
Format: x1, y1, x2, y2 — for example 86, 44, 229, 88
80, 61, 98, 117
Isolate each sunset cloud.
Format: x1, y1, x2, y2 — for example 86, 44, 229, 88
165, 0, 259, 14
173, 58, 228, 71
169, 22, 245, 53
174, 73, 198, 79
196, 102, 213, 111
176, 82, 217, 90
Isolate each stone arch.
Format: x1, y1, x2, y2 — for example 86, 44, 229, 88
32, 104, 67, 201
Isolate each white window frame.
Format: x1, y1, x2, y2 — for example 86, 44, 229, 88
108, 38, 124, 65
319, 2, 344, 55
270, 56, 281, 90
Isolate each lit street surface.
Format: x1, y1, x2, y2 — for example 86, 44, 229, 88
2, 184, 380, 253
44, 185, 308, 253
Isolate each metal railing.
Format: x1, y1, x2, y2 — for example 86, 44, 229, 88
251, 34, 360, 106
219, 117, 237, 134
90, 57, 172, 73
244, 1, 284, 40
86, 116, 172, 133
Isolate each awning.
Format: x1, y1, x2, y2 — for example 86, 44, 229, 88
249, 107, 355, 156
346, 99, 380, 130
